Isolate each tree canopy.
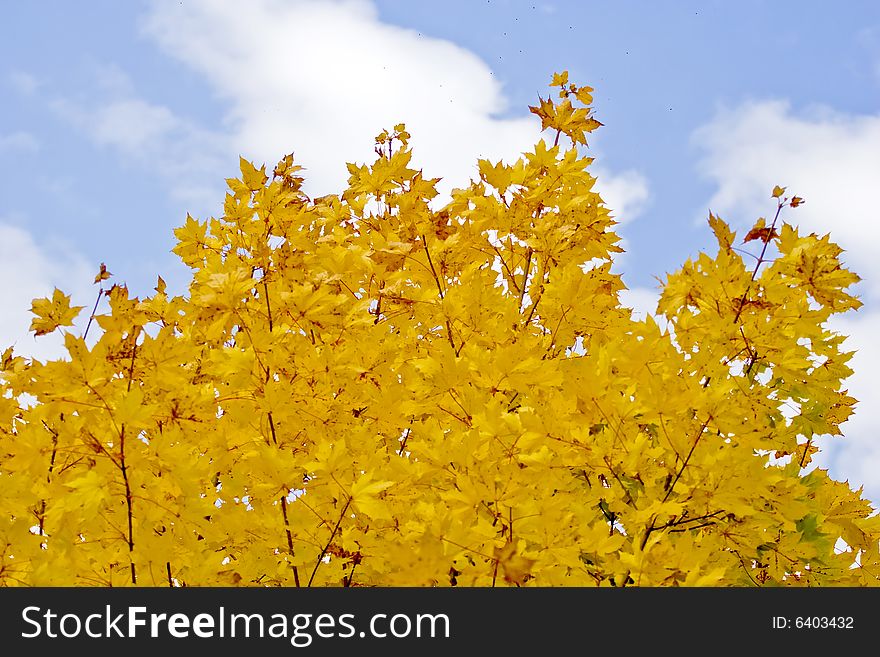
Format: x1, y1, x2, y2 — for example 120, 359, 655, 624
2, 73, 878, 587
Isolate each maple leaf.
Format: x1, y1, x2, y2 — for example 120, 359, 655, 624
240, 156, 268, 191
29, 288, 84, 336
350, 474, 395, 521
743, 218, 778, 244
708, 212, 735, 250
550, 70, 569, 87
494, 542, 536, 585
94, 262, 112, 284
172, 213, 208, 267
1, 71, 875, 590
62, 470, 111, 516
528, 95, 557, 131
574, 85, 594, 105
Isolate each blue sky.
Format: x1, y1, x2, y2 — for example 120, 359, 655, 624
2, 1, 880, 499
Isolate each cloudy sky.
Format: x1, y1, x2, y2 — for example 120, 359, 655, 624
2, 1, 880, 500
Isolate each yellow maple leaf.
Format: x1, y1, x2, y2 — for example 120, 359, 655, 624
240, 156, 268, 191
29, 288, 84, 336
494, 542, 536, 585
707, 212, 735, 250
350, 474, 395, 504
2, 71, 877, 590
93, 262, 112, 284
550, 70, 569, 87
63, 470, 110, 516
350, 474, 395, 521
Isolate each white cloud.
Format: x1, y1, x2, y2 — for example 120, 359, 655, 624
595, 167, 649, 225
694, 99, 880, 502
0, 222, 94, 362
140, 0, 533, 198
823, 311, 880, 503
139, 0, 646, 212
0, 131, 39, 153
49, 72, 230, 215
91, 99, 178, 152
20, 0, 652, 355
693, 100, 880, 289
33, 0, 648, 231
619, 285, 660, 322
595, 166, 650, 273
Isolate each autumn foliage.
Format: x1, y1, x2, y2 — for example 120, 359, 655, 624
1, 73, 878, 587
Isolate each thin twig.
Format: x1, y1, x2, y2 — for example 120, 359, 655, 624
83, 287, 104, 341
398, 427, 411, 457
307, 496, 352, 586
121, 337, 138, 584
732, 201, 784, 323
281, 496, 302, 587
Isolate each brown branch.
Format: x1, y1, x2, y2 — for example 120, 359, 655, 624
490, 243, 521, 296
625, 416, 712, 587
522, 257, 547, 326
798, 439, 813, 469
662, 416, 712, 505
669, 520, 716, 533
267, 411, 278, 446
398, 427, 411, 457
519, 248, 533, 311
263, 280, 274, 332
373, 293, 383, 324
422, 234, 445, 300
126, 334, 137, 393
421, 234, 457, 352
602, 457, 636, 508
37, 421, 59, 538
343, 557, 360, 588
120, 426, 136, 585
436, 405, 471, 427
122, 337, 138, 584
281, 495, 302, 587
265, 272, 301, 586
82, 287, 104, 341
732, 200, 784, 324
83, 429, 123, 471
307, 495, 352, 587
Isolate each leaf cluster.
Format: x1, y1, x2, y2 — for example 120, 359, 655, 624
1, 74, 877, 587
